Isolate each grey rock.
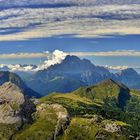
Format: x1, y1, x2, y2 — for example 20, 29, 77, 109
0, 82, 35, 124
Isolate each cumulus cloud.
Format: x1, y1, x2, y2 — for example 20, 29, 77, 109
37, 50, 67, 70
0, 64, 37, 72
0, 50, 68, 71
0, 3, 139, 40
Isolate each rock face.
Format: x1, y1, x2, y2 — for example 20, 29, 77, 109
0, 71, 40, 98
13, 103, 70, 140
104, 123, 121, 133
0, 82, 34, 124
0, 82, 25, 105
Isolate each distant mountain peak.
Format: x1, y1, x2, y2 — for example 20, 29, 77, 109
63, 55, 80, 61
27, 56, 140, 95
120, 68, 138, 75
45, 55, 96, 73
61, 55, 94, 66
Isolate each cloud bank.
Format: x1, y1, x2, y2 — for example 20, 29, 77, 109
0, 1, 139, 40
71, 50, 140, 57
2, 49, 140, 74
1, 50, 140, 72
2, 50, 140, 60
0, 50, 68, 71
0, 53, 47, 59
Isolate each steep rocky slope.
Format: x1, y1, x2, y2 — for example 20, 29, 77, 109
0, 82, 35, 139
0, 82, 25, 124
0, 71, 40, 98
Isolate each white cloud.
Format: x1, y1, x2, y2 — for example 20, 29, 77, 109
0, 53, 48, 59
2, 50, 140, 72
105, 65, 129, 71
0, 50, 68, 71
70, 50, 140, 56
104, 65, 140, 74
1, 50, 140, 60
0, 64, 36, 72
0, 4, 139, 40
37, 50, 67, 70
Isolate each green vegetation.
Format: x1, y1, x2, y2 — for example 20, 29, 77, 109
59, 117, 99, 140
13, 103, 68, 140
39, 79, 140, 139
0, 79, 140, 139
10, 102, 20, 111
57, 117, 128, 140
0, 123, 20, 140
13, 105, 58, 140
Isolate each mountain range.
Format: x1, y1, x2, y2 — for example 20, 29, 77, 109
0, 79, 139, 139
25, 55, 140, 96
0, 56, 140, 139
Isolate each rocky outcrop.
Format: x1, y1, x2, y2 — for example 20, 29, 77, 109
51, 104, 69, 140
0, 82, 35, 124
0, 82, 25, 104
35, 103, 69, 140
104, 123, 121, 133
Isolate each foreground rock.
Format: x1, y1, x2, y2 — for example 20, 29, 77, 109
13, 102, 69, 140
0, 82, 35, 124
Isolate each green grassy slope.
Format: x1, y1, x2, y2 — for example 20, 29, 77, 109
13, 103, 69, 140
38, 79, 140, 139
1, 79, 140, 140
57, 117, 128, 140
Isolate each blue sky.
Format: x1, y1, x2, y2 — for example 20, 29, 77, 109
0, 0, 140, 71
0, 35, 139, 53
0, 34, 140, 69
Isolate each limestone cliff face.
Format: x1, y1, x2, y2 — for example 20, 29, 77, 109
0, 82, 35, 124
0, 71, 40, 98
0, 82, 25, 104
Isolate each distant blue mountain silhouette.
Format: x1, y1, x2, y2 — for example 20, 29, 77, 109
25, 55, 140, 96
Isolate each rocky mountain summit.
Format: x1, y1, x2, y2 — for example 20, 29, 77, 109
0, 82, 35, 124
0, 82, 34, 124
26, 55, 140, 96
0, 82, 24, 124
0, 81, 36, 140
